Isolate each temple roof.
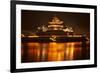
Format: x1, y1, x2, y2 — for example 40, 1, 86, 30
48, 16, 63, 25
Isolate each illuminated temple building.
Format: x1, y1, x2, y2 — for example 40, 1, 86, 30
36, 16, 74, 36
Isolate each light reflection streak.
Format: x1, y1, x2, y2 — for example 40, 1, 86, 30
22, 42, 84, 62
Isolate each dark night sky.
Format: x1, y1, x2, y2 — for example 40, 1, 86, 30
21, 10, 90, 34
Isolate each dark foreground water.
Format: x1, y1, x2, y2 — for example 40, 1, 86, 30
21, 42, 90, 63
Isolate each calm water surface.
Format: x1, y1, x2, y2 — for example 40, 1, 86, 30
21, 42, 90, 62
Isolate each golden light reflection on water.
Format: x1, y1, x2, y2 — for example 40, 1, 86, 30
66, 43, 74, 60
48, 42, 63, 61
21, 42, 88, 62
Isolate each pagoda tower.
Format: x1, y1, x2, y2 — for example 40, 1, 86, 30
36, 16, 73, 36
48, 16, 64, 31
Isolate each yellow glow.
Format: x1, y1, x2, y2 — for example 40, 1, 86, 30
21, 34, 25, 37
27, 35, 39, 38
22, 42, 82, 61
48, 25, 63, 27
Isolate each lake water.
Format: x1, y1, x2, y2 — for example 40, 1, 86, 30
21, 42, 90, 62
